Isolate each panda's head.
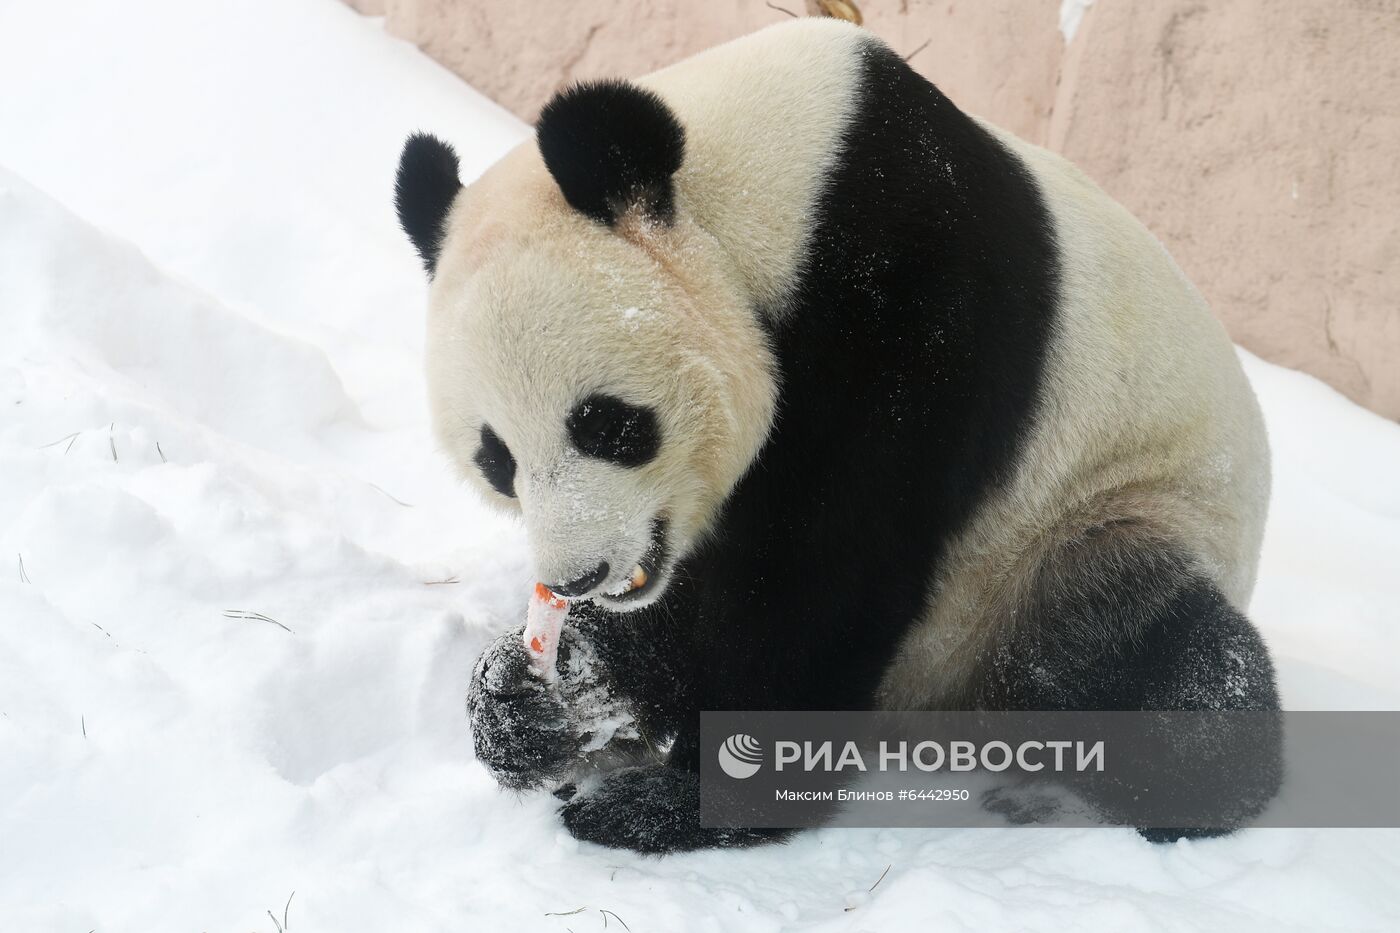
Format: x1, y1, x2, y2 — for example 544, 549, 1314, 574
396, 81, 777, 610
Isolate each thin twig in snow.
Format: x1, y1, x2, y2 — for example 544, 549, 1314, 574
369, 483, 413, 508
223, 609, 294, 634
905, 39, 931, 62
843, 863, 893, 911
765, 1, 798, 17
424, 576, 460, 586
39, 431, 80, 450
109, 422, 118, 462
284, 890, 295, 930
82, 716, 87, 738
545, 905, 629, 929
268, 908, 283, 933
599, 909, 630, 931
156, 441, 167, 463
17, 553, 30, 584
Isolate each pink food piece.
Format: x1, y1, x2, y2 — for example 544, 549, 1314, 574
523, 582, 569, 682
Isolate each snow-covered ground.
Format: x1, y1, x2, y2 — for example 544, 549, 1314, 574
1, 1, 1397, 929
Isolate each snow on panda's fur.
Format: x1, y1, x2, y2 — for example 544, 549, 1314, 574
396, 19, 1280, 852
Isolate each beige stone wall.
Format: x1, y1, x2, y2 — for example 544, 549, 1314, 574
368, 0, 1400, 420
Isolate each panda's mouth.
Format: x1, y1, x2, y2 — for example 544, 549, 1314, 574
601, 517, 668, 607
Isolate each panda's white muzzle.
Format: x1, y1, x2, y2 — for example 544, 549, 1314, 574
544, 516, 668, 610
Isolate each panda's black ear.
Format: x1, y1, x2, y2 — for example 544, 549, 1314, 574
395, 132, 462, 277
536, 80, 685, 227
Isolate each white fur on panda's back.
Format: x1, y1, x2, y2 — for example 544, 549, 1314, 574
990, 124, 1270, 604
879, 127, 1270, 710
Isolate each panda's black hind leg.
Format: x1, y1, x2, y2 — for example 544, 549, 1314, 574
978, 524, 1282, 840
1119, 588, 1283, 843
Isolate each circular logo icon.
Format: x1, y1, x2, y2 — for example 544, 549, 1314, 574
717, 733, 763, 779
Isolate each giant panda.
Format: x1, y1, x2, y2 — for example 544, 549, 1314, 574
394, 18, 1280, 853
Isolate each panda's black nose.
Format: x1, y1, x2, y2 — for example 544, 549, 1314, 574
551, 561, 610, 598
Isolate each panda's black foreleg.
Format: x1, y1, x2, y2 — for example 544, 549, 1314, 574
552, 623, 794, 853
467, 600, 691, 792
467, 624, 585, 791
976, 526, 1282, 840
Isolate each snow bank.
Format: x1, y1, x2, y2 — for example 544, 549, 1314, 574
1, 1, 1396, 930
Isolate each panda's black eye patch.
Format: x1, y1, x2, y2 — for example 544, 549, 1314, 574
567, 394, 660, 467
474, 424, 517, 498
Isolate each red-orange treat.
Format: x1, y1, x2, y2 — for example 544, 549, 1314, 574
523, 582, 569, 682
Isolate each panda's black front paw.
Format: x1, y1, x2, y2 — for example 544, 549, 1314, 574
467, 627, 582, 791
559, 765, 787, 854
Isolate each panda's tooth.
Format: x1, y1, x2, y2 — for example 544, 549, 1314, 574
630, 564, 648, 591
